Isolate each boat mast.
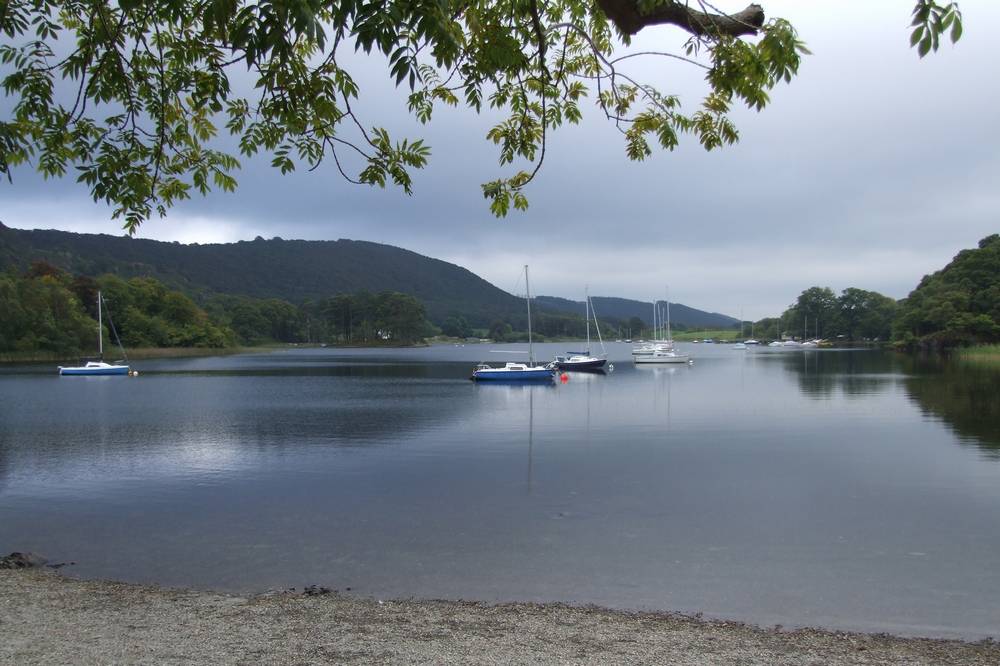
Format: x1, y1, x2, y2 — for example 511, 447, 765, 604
97, 290, 103, 359
585, 285, 590, 354
666, 289, 673, 343
524, 265, 533, 365
590, 295, 607, 356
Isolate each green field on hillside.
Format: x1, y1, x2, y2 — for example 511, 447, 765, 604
671, 329, 742, 342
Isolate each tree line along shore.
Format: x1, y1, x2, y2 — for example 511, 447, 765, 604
2, 234, 997, 360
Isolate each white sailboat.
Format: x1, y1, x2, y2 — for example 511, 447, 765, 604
632, 300, 674, 356
472, 266, 556, 381
732, 308, 747, 350
634, 291, 690, 364
58, 291, 131, 376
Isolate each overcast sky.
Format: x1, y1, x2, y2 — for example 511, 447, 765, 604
3, 1, 998, 320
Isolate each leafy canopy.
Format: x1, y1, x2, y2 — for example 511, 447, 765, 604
1, 1, 961, 231
894, 234, 1000, 346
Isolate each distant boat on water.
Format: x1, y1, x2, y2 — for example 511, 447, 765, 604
633, 291, 690, 365
732, 308, 747, 349
472, 266, 555, 382
632, 299, 675, 356
58, 290, 132, 376
554, 286, 607, 372
634, 349, 691, 364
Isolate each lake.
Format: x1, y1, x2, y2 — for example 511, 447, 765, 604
1, 343, 999, 639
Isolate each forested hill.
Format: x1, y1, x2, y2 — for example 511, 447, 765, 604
894, 234, 1000, 346
0, 224, 739, 329
535, 295, 739, 330
0, 224, 525, 326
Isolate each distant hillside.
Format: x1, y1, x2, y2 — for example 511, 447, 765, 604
0, 224, 526, 326
535, 295, 738, 330
0, 224, 738, 331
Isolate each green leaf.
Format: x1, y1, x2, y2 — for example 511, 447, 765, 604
918, 34, 933, 57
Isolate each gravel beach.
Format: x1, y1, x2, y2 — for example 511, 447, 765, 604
2, 569, 997, 665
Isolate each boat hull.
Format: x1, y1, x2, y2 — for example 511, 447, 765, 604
472, 367, 555, 381
554, 358, 607, 371
634, 354, 690, 364
59, 365, 130, 376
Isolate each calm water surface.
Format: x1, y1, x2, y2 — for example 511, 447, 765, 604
2, 344, 999, 638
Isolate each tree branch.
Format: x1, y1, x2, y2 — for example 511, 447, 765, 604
596, 0, 764, 37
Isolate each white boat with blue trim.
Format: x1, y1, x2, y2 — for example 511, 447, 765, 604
59, 360, 130, 376
472, 265, 555, 382
472, 361, 555, 381
58, 290, 132, 377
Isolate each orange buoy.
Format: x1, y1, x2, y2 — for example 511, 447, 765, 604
560, 373, 569, 382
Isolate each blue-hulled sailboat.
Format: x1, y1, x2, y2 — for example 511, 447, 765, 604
472, 265, 555, 382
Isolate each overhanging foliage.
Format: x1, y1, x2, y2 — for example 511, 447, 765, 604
1, 1, 961, 231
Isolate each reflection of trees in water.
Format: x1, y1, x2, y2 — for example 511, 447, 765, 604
778, 350, 1000, 453
779, 350, 901, 399
903, 361, 1000, 454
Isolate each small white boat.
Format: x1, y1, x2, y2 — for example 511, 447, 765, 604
632, 341, 674, 356
632, 298, 679, 356
472, 266, 555, 382
634, 291, 690, 364
634, 350, 691, 364
59, 360, 130, 376
744, 339, 760, 345
472, 361, 555, 381
731, 342, 747, 350
59, 291, 132, 376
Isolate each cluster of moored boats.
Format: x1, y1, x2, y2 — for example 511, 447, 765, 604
471, 272, 693, 381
